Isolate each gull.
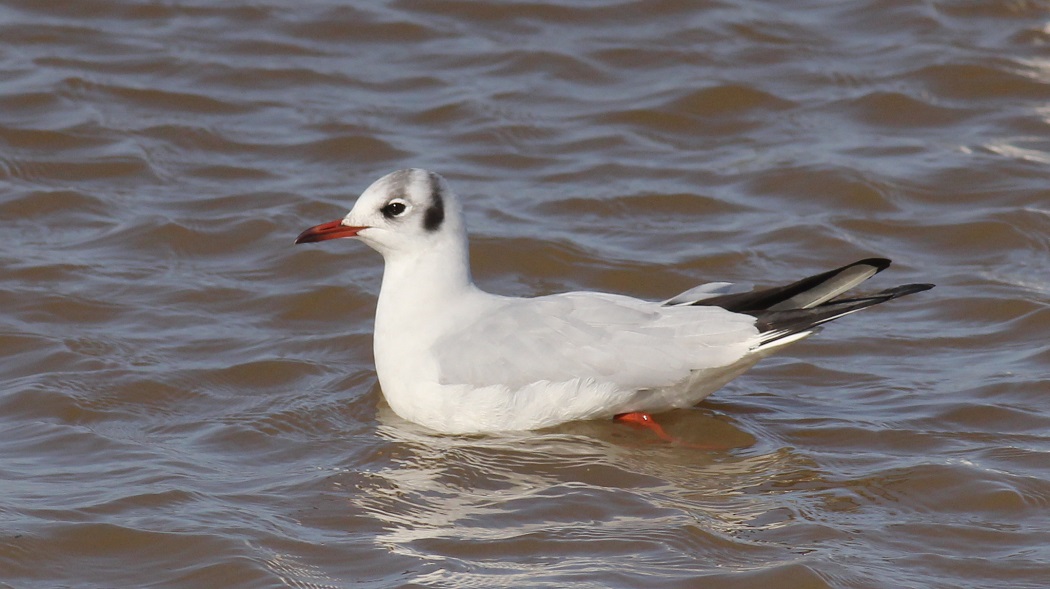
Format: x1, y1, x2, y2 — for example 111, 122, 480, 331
295, 169, 933, 435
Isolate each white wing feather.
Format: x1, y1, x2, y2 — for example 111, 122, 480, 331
662, 281, 754, 306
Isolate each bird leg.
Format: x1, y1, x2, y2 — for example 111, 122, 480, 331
613, 412, 726, 450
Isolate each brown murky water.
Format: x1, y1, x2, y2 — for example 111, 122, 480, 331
2, 1, 1049, 587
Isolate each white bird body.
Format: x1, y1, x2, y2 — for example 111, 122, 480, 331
296, 169, 932, 434
377, 285, 760, 433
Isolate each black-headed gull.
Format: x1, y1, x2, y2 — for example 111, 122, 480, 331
296, 169, 933, 434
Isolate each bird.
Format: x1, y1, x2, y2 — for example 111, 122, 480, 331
295, 169, 933, 435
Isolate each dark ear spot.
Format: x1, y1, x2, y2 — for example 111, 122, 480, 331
423, 172, 445, 232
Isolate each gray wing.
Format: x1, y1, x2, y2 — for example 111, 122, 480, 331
432, 292, 759, 391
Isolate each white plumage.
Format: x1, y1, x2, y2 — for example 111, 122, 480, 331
295, 169, 933, 434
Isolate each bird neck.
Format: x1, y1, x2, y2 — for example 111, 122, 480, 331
378, 237, 476, 309
373, 238, 478, 377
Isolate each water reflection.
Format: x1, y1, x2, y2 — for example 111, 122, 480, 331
346, 404, 831, 579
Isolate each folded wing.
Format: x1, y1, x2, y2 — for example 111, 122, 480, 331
433, 292, 759, 391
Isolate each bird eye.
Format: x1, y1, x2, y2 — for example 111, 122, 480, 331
381, 201, 407, 218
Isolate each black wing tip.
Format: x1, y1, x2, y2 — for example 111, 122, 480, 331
815, 282, 935, 307
854, 257, 892, 272
752, 281, 934, 342
887, 283, 935, 297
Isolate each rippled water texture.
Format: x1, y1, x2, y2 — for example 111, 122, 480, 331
2, 1, 1049, 587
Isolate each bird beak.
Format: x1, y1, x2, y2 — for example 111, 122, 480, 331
294, 220, 368, 244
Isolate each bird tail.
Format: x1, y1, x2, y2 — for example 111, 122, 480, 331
685, 258, 934, 349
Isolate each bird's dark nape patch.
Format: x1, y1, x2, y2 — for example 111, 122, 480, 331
423, 172, 445, 232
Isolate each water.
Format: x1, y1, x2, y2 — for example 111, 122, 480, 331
2, 1, 1048, 587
